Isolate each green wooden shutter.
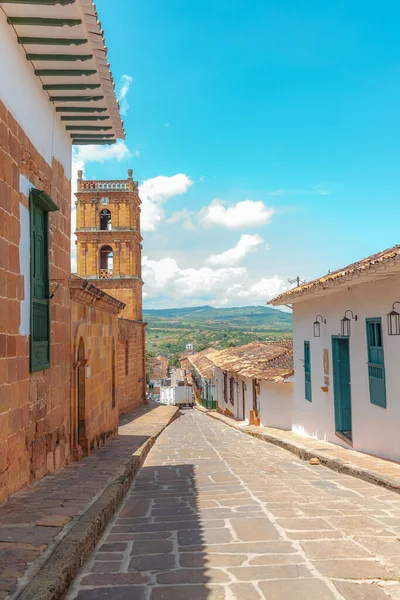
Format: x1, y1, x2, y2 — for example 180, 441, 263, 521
304, 341, 312, 401
30, 189, 59, 373
366, 318, 386, 408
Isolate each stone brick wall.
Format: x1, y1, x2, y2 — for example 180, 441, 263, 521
0, 100, 71, 503
117, 318, 146, 414
90, 279, 143, 322
70, 286, 122, 455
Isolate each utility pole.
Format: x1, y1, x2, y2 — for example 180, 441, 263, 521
288, 276, 305, 288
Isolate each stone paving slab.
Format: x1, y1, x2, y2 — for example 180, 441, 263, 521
0, 402, 179, 600
67, 410, 400, 600
200, 407, 400, 495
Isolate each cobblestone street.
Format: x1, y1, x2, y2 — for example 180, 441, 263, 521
67, 410, 400, 600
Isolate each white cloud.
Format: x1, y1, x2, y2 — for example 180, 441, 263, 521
139, 174, 193, 232
199, 199, 275, 229
117, 74, 134, 116
72, 140, 136, 164
142, 254, 289, 308
206, 234, 263, 267
167, 209, 196, 230
216, 275, 290, 306
142, 256, 247, 303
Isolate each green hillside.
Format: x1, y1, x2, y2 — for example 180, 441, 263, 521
144, 305, 292, 360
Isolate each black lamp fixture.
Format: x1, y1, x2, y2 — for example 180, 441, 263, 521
387, 301, 400, 336
340, 310, 357, 337
313, 315, 326, 337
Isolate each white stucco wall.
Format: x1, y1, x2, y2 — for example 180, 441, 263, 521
292, 275, 400, 460
0, 10, 71, 178
259, 380, 293, 430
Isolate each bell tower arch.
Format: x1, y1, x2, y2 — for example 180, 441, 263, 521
75, 169, 143, 321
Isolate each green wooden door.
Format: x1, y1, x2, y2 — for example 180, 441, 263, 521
304, 341, 312, 401
366, 318, 386, 408
332, 337, 352, 435
30, 201, 50, 372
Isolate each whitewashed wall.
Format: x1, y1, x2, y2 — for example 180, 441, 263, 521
292, 275, 400, 460
0, 10, 71, 177
259, 380, 293, 430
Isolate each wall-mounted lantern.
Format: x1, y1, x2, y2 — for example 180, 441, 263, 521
313, 315, 326, 337
340, 310, 357, 337
387, 302, 400, 336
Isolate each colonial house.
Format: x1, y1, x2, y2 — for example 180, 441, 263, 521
185, 342, 293, 428
0, 1, 145, 502
187, 348, 219, 409
270, 245, 400, 461
211, 342, 293, 428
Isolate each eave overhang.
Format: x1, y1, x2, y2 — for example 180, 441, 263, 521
0, 0, 125, 145
269, 245, 400, 306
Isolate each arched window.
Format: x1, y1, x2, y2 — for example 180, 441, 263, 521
99, 245, 113, 278
100, 209, 112, 231
125, 339, 129, 376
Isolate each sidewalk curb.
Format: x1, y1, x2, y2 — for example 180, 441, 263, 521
13, 408, 180, 600
199, 407, 400, 496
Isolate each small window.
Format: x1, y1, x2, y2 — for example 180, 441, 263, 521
30, 189, 59, 372
304, 341, 312, 401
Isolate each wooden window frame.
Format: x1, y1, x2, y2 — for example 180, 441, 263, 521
366, 318, 386, 408
30, 189, 59, 373
304, 340, 312, 402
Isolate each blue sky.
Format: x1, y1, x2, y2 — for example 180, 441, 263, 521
73, 0, 400, 308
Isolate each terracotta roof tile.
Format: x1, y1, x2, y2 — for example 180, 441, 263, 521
188, 348, 219, 379
187, 342, 293, 382
210, 341, 293, 382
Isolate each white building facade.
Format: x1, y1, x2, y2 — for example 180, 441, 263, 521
209, 342, 293, 429
270, 245, 400, 461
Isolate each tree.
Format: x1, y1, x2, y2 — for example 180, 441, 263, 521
146, 349, 155, 383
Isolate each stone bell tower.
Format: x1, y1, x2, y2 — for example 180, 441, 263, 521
75, 169, 143, 321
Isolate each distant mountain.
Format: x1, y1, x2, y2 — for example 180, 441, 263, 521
143, 305, 292, 330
